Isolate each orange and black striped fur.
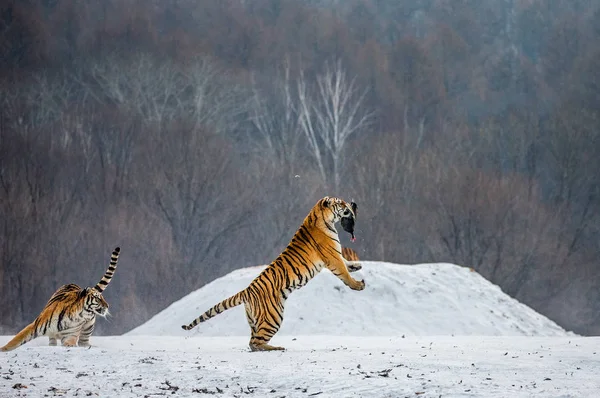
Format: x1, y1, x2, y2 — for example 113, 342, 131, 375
182, 197, 364, 351
342, 247, 360, 263
1, 247, 120, 352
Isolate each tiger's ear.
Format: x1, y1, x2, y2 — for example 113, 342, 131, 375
322, 196, 331, 207
78, 287, 90, 299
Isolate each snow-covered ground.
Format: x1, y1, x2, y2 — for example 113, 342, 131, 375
3, 262, 597, 398
1, 335, 598, 397
129, 262, 569, 337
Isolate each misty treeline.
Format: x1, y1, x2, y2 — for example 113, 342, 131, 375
1, 0, 599, 335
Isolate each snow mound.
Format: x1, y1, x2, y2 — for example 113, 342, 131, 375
127, 262, 570, 337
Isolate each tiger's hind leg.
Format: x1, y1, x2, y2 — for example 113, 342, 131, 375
245, 295, 285, 352
249, 332, 285, 351
249, 333, 285, 352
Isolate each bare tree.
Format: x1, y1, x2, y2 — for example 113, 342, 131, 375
249, 58, 304, 170
140, 121, 257, 288
296, 59, 373, 190
186, 57, 250, 136
348, 128, 424, 261
0, 102, 87, 330
81, 53, 187, 126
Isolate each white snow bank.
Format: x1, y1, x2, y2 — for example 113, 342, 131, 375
127, 262, 570, 337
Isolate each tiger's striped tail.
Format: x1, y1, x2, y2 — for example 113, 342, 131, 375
94, 247, 120, 293
1, 323, 36, 352
181, 290, 246, 331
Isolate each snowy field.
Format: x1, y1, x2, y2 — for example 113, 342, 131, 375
1, 335, 598, 397
2, 262, 598, 397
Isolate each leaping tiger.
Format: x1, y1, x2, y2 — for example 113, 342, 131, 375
182, 196, 364, 351
1, 247, 121, 351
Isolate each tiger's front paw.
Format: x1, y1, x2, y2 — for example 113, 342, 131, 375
351, 279, 365, 291
347, 262, 362, 272
61, 336, 78, 347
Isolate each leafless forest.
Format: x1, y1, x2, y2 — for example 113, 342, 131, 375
1, 0, 599, 335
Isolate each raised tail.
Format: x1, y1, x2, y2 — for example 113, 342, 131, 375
181, 290, 246, 331
1, 323, 36, 352
94, 247, 120, 293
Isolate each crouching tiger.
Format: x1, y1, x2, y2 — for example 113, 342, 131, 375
1, 247, 121, 352
182, 196, 364, 351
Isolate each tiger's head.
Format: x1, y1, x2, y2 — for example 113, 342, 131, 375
321, 196, 358, 241
80, 288, 110, 317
